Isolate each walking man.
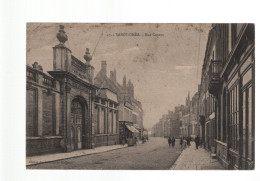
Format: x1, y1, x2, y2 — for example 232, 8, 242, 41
180, 137, 183, 149
186, 137, 190, 147
195, 135, 200, 149
168, 137, 172, 147
171, 136, 175, 148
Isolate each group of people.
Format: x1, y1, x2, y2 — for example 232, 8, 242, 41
179, 136, 191, 149
168, 135, 201, 150
167, 136, 176, 148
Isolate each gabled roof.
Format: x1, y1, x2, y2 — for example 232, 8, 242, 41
95, 75, 122, 94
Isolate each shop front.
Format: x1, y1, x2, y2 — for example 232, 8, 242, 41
119, 121, 139, 145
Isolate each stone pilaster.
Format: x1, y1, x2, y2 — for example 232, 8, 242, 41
37, 74, 43, 136
55, 80, 61, 135
91, 94, 95, 148
53, 46, 72, 71
65, 82, 72, 152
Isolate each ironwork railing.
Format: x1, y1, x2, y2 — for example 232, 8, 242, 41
209, 60, 222, 82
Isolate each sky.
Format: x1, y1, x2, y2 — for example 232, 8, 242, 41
27, 23, 212, 129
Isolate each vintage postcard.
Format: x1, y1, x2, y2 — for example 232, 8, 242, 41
26, 23, 255, 170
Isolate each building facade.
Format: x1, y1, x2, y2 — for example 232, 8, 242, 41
179, 92, 200, 139
94, 61, 144, 144
26, 25, 144, 156
170, 107, 182, 138
198, 24, 255, 169
26, 25, 96, 155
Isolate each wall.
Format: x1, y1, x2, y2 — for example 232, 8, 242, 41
26, 65, 62, 156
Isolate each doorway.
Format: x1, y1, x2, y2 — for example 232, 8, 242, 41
71, 99, 84, 150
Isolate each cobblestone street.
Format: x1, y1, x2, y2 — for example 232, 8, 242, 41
27, 137, 182, 170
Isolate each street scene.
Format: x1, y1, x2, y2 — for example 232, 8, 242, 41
27, 137, 182, 169
26, 23, 255, 170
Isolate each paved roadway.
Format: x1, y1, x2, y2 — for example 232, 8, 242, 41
27, 137, 181, 170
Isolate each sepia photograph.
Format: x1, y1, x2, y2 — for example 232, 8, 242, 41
25, 23, 255, 170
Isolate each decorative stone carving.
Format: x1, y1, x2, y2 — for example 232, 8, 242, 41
83, 48, 92, 63
70, 82, 89, 93
56, 25, 68, 44
32, 62, 43, 71
66, 84, 71, 93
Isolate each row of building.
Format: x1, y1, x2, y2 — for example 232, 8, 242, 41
151, 92, 200, 140
26, 25, 144, 156
152, 24, 255, 170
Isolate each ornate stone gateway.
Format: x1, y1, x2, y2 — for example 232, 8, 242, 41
71, 99, 84, 150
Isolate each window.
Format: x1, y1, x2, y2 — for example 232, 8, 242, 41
109, 102, 113, 107
108, 110, 113, 134
94, 107, 99, 134
113, 111, 117, 133
99, 108, 105, 134
223, 89, 227, 142
218, 98, 221, 140
242, 86, 253, 160
101, 99, 106, 105
248, 87, 253, 160
229, 84, 239, 151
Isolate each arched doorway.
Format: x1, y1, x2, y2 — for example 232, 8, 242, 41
70, 98, 85, 150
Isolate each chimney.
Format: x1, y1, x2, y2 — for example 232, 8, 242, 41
123, 76, 126, 88
101, 61, 107, 77
114, 69, 117, 82
127, 80, 134, 98
110, 71, 114, 81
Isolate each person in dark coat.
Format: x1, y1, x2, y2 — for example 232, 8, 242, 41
171, 136, 175, 148
168, 137, 172, 147
195, 135, 200, 149
180, 137, 183, 149
186, 137, 190, 147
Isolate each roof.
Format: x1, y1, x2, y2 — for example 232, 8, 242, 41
95, 72, 122, 94
96, 88, 118, 103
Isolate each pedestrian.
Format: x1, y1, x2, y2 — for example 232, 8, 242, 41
180, 137, 183, 149
183, 137, 187, 149
195, 135, 200, 149
168, 137, 172, 147
186, 137, 190, 147
142, 136, 145, 144
171, 136, 175, 148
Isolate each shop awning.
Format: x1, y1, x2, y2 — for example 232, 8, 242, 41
126, 125, 139, 133
133, 124, 141, 131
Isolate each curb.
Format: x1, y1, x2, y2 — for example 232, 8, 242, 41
26, 145, 128, 167
169, 148, 185, 170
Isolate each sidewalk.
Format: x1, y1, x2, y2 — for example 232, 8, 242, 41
170, 142, 225, 170
26, 144, 128, 166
